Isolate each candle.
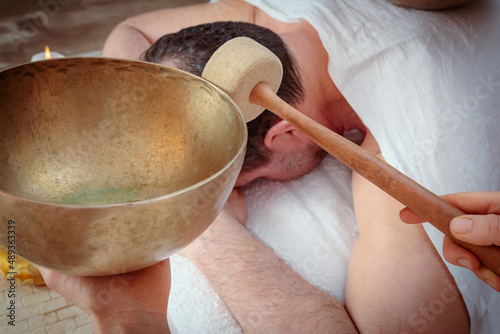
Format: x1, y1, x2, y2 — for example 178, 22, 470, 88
31, 46, 65, 61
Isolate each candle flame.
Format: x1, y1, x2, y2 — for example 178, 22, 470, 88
45, 46, 51, 59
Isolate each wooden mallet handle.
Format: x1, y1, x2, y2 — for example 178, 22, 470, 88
250, 81, 500, 277
202, 37, 500, 277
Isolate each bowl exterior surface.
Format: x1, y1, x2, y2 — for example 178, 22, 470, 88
0, 58, 246, 275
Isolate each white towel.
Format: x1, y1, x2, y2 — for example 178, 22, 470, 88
168, 155, 358, 333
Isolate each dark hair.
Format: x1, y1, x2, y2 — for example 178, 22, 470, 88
142, 21, 304, 172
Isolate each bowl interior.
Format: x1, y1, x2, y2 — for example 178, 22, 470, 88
0, 58, 246, 205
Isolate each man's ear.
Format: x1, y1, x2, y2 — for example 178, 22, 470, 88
264, 119, 310, 149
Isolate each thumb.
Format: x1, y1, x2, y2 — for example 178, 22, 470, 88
450, 214, 500, 246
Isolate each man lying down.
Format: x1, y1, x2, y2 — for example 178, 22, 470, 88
39, 0, 500, 333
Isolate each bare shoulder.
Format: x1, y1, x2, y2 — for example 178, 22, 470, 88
117, 0, 258, 42
206, 0, 258, 23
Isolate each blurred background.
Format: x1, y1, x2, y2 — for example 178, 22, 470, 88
0, 0, 206, 70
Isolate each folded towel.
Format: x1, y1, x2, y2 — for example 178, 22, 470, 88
168, 155, 358, 333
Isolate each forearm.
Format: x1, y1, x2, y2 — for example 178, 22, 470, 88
184, 212, 357, 333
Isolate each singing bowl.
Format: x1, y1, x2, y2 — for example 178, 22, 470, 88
0, 58, 247, 276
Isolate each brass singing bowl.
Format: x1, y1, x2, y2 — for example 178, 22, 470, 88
0, 58, 247, 276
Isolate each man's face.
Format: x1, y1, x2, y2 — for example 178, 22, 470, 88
234, 78, 336, 187
235, 141, 326, 187
234, 94, 328, 188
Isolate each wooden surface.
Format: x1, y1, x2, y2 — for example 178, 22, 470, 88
0, 0, 206, 70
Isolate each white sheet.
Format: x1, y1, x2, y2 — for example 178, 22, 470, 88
240, 0, 500, 332
168, 155, 358, 333
170, 0, 500, 332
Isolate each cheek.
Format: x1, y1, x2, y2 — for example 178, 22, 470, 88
270, 146, 326, 182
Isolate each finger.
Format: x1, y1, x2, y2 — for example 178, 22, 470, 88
450, 214, 500, 246
442, 235, 481, 271
466, 263, 500, 292
399, 191, 500, 224
442, 237, 500, 291
399, 207, 427, 224
468, 265, 500, 292
442, 191, 500, 215
483, 270, 500, 292
34, 265, 62, 288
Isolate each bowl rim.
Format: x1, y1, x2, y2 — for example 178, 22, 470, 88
0, 57, 248, 209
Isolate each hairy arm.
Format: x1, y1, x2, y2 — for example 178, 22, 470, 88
182, 209, 358, 333
345, 132, 469, 333
102, 0, 256, 59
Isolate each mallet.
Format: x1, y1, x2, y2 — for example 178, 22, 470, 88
202, 37, 500, 278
